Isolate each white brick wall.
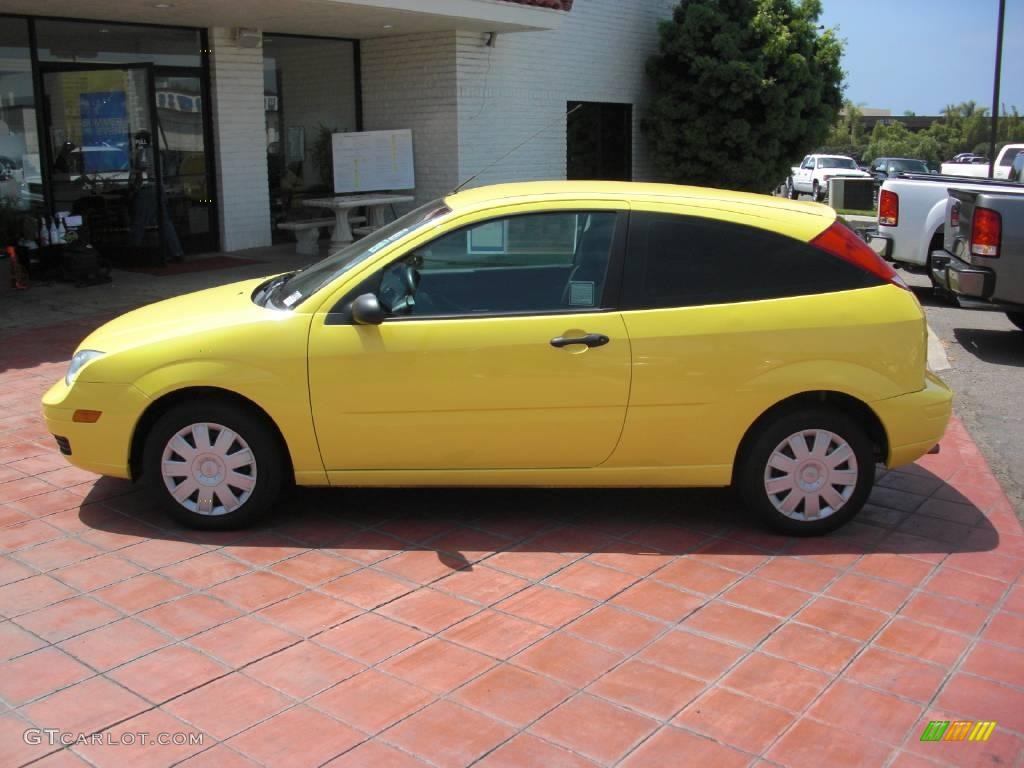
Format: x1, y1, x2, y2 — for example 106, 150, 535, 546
209, 27, 272, 252
204, 2, 675, 244
455, 0, 677, 189
357, 0, 675, 210
360, 33, 461, 206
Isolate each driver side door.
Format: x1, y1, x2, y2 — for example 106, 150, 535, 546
307, 206, 632, 472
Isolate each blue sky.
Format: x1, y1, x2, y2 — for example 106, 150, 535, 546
819, 0, 1023, 116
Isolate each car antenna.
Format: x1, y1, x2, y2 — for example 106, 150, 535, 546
451, 103, 584, 195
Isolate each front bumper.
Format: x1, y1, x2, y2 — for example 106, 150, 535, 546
42, 379, 150, 479
873, 371, 953, 468
866, 230, 893, 261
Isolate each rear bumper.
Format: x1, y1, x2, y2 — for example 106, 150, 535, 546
873, 371, 953, 468
866, 231, 893, 261
935, 251, 994, 300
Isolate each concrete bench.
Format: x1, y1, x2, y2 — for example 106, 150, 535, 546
353, 225, 382, 239
278, 217, 335, 256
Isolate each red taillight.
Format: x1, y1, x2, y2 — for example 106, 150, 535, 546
970, 207, 1001, 258
879, 189, 899, 226
950, 201, 960, 228
810, 220, 910, 290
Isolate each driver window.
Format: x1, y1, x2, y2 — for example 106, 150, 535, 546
376, 211, 618, 318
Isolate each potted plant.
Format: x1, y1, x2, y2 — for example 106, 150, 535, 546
310, 124, 338, 191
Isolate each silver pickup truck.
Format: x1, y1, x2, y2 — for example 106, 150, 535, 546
933, 187, 1024, 330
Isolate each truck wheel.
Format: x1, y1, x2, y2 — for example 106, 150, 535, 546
1007, 312, 1024, 331
737, 407, 875, 536
786, 178, 797, 199
812, 181, 824, 202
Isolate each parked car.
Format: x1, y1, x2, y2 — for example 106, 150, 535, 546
866, 172, 1022, 289
940, 143, 1024, 179
868, 157, 931, 183
788, 154, 872, 201
42, 181, 951, 535
934, 187, 1024, 330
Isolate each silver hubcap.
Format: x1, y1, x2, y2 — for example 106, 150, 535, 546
764, 429, 858, 522
161, 422, 257, 516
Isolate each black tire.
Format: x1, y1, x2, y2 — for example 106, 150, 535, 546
142, 401, 285, 529
786, 178, 797, 200
736, 407, 876, 536
1006, 312, 1024, 331
812, 181, 823, 202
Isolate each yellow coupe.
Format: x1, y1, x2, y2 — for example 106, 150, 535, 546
43, 182, 952, 534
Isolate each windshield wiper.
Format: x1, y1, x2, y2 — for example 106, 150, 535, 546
256, 273, 295, 307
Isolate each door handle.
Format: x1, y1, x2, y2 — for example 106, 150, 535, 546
550, 333, 610, 349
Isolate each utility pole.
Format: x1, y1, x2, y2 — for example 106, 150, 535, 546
987, 0, 1006, 178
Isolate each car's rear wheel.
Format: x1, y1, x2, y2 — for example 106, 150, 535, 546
1006, 312, 1024, 331
143, 401, 284, 529
737, 407, 875, 536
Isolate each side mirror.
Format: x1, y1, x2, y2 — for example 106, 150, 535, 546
351, 293, 387, 325
930, 169, 938, 175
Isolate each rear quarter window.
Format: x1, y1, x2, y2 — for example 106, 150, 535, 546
621, 212, 883, 309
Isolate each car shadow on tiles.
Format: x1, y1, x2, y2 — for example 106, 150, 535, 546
71, 469, 1001, 573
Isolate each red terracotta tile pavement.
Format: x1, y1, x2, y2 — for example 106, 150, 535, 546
2, 315, 1024, 766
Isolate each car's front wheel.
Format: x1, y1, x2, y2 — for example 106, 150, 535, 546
737, 407, 875, 536
143, 401, 284, 529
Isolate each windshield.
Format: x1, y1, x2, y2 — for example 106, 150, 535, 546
888, 159, 929, 173
269, 199, 450, 309
818, 157, 858, 169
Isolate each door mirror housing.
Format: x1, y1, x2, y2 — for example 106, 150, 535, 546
351, 293, 387, 325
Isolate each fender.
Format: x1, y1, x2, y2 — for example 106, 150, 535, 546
132, 359, 325, 479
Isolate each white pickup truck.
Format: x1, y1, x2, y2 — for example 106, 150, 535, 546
939, 143, 1024, 179
866, 172, 1022, 289
786, 154, 871, 201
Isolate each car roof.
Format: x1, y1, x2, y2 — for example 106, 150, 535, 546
443, 181, 836, 242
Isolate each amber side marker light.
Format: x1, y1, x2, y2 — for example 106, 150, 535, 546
72, 410, 102, 423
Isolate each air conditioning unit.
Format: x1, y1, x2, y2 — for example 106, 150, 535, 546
234, 28, 261, 48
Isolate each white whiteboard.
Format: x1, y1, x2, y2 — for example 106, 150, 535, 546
332, 129, 415, 193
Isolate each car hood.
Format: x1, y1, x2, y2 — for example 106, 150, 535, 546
77, 277, 278, 355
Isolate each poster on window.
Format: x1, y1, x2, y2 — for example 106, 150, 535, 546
79, 90, 129, 173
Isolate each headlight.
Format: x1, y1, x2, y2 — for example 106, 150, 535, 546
65, 350, 105, 386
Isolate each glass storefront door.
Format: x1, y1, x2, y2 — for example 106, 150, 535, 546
41, 64, 174, 264
155, 71, 215, 254
34, 19, 215, 261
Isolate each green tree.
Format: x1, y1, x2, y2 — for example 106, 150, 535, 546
863, 121, 942, 167
643, 0, 844, 192
820, 100, 868, 159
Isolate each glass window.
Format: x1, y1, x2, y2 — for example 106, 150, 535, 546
263, 35, 358, 241
621, 213, 879, 309
0, 17, 43, 214
36, 21, 202, 68
376, 211, 618, 318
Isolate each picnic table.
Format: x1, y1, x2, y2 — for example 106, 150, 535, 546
302, 193, 415, 247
